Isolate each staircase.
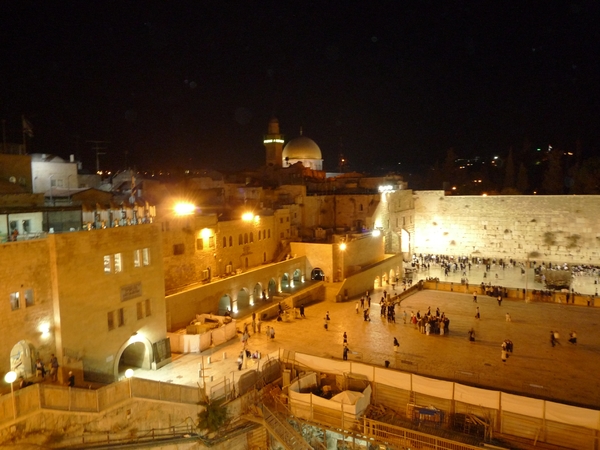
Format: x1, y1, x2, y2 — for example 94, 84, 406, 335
262, 404, 313, 450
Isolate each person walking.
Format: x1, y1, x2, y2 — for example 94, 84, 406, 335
393, 337, 400, 352
550, 330, 556, 347
50, 354, 59, 382
475, 306, 480, 319
473, 291, 478, 303
468, 328, 475, 342
355, 302, 359, 314
299, 304, 305, 318
497, 295, 502, 306
324, 316, 329, 330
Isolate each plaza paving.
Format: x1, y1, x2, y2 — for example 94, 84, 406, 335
136, 264, 600, 410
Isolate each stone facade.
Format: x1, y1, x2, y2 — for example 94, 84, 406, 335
414, 191, 600, 263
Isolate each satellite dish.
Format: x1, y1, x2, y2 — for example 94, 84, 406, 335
9, 176, 16, 183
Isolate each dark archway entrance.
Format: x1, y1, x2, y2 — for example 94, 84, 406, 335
281, 273, 290, 290
118, 341, 146, 375
311, 268, 325, 281
218, 294, 232, 315
268, 279, 277, 298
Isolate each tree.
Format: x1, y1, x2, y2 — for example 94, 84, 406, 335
502, 147, 515, 193
516, 163, 528, 194
197, 400, 228, 435
541, 150, 563, 194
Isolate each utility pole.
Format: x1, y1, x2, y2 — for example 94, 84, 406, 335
87, 140, 109, 173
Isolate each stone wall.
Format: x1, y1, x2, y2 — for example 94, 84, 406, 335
414, 191, 600, 264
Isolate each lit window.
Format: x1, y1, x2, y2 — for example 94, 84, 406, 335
137, 302, 144, 320
25, 289, 34, 307
134, 249, 141, 268
143, 248, 150, 265
107, 311, 114, 330
114, 253, 122, 273
145, 298, 151, 317
104, 255, 112, 273
117, 308, 125, 327
10, 292, 20, 310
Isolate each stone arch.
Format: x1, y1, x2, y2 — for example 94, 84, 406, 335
293, 269, 302, 283
253, 283, 263, 303
113, 334, 154, 381
374, 276, 381, 289
9, 340, 36, 379
311, 267, 324, 280
268, 278, 277, 297
281, 273, 290, 290
218, 294, 232, 315
236, 288, 251, 314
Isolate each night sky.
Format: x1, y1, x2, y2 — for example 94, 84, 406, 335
1, 2, 599, 174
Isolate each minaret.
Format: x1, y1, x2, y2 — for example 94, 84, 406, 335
264, 117, 284, 167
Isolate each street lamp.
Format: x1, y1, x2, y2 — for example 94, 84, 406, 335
4, 371, 17, 419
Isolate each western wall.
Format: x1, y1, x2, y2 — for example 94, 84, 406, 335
413, 191, 600, 264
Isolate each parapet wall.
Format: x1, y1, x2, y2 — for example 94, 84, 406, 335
414, 191, 600, 264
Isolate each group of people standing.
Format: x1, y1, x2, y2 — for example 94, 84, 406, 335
410, 307, 450, 336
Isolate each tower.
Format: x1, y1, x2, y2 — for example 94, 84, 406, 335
264, 117, 284, 167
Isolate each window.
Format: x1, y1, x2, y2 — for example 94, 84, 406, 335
145, 298, 151, 317
143, 248, 150, 266
229, 236, 233, 246
268, 229, 271, 238
117, 308, 125, 327
250, 232, 254, 243
239, 234, 243, 245
104, 255, 112, 273
173, 244, 184, 255
280, 218, 283, 224
114, 253, 122, 273
359, 204, 363, 212
196, 238, 203, 250
25, 289, 34, 307
107, 311, 115, 330
258, 230, 262, 240
137, 302, 144, 320
286, 217, 289, 222
10, 292, 20, 310
22, 220, 30, 233
223, 237, 227, 248
134, 249, 141, 268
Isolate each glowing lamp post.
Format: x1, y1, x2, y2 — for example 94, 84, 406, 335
4, 371, 17, 419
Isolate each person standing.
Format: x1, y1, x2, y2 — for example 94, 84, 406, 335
393, 337, 399, 352
550, 330, 556, 347
67, 371, 75, 387
475, 306, 480, 319
257, 318, 262, 334
50, 354, 59, 382
468, 328, 475, 341
569, 331, 577, 344
473, 291, 477, 303
270, 327, 275, 340
35, 358, 46, 379
299, 304, 305, 318
403, 310, 407, 324
355, 302, 359, 314
324, 316, 329, 330
501, 348, 507, 363
497, 295, 502, 306
343, 345, 349, 360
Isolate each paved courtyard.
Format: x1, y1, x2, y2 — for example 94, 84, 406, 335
137, 264, 600, 410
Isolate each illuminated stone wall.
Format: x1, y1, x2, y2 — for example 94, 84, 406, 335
414, 191, 600, 263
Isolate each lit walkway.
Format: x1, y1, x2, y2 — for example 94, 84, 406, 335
135, 265, 600, 410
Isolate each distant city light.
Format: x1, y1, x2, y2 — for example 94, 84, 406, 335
493, 156, 498, 160
242, 212, 254, 221
378, 185, 395, 192
174, 202, 195, 215
339, 242, 347, 251
263, 139, 284, 144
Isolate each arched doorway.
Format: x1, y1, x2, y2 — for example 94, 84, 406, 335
382, 272, 388, 286
114, 334, 154, 380
311, 268, 325, 281
218, 294, 232, 315
253, 283, 263, 303
236, 288, 250, 314
10, 340, 35, 379
293, 269, 302, 283
268, 279, 277, 298
281, 273, 290, 290
374, 276, 381, 289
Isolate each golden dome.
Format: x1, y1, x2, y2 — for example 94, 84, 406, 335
282, 136, 322, 160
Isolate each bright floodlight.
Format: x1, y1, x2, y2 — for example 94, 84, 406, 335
372, 229, 381, 237
125, 369, 134, 379
4, 371, 17, 383
174, 202, 195, 216
242, 212, 254, 221
340, 242, 347, 251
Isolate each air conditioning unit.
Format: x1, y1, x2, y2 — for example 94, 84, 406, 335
225, 264, 233, 274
